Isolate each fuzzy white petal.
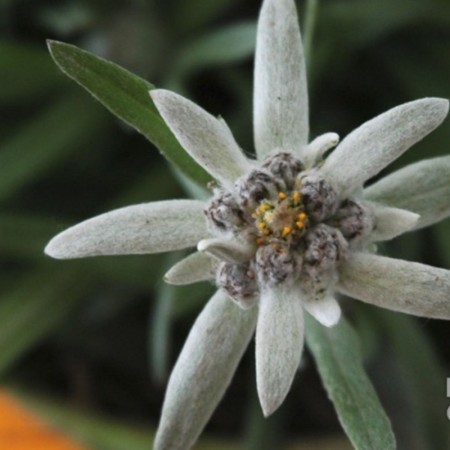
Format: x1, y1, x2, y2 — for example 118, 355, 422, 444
45, 200, 208, 259
150, 89, 251, 188
154, 290, 257, 450
303, 294, 341, 327
302, 132, 340, 168
164, 252, 217, 285
338, 252, 450, 320
364, 155, 450, 229
197, 238, 254, 264
321, 98, 449, 197
368, 202, 420, 242
256, 284, 304, 417
254, 0, 309, 159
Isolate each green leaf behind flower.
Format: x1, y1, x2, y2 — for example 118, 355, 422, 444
47, 40, 212, 186
306, 315, 396, 450
372, 309, 450, 450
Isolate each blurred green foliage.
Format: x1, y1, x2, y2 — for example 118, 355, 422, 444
0, 0, 449, 449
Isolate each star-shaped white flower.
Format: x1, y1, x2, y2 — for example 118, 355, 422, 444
45, 0, 450, 448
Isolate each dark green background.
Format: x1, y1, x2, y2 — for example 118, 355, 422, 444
0, 0, 449, 449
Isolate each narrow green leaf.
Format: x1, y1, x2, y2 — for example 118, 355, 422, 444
149, 274, 175, 383
47, 40, 211, 186
372, 309, 450, 450
176, 22, 256, 74
244, 391, 284, 450
167, 22, 256, 93
0, 264, 92, 376
305, 315, 396, 450
0, 95, 107, 201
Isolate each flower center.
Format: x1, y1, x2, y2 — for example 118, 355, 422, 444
252, 189, 309, 246
204, 151, 374, 307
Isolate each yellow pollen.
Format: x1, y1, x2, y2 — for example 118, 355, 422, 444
296, 221, 305, 229
282, 226, 292, 237
259, 203, 271, 212
292, 191, 301, 204
297, 212, 307, 221
278, 192, 287, 200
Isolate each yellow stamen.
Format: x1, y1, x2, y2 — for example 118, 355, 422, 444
282, 226, 292, 237
297, 212, 307, 221
278, 192, 287, 200
292, 191, 301, 204
296, 221, 305, 229
259, 203, 271, 212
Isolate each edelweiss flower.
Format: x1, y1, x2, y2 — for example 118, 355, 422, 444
45, 0, 450, 448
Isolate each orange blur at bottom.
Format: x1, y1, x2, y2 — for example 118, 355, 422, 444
0, 390, 89, 450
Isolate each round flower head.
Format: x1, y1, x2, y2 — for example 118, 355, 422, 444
45, 0, 450, 448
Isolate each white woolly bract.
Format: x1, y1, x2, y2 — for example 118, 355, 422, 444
150, 89, 251, 189
302, 293, 341, 327
253, 0, 309, 159
322, 98, 449, 198
197, 238, 254, 264
45, 200, 208, 259
368, 202, 420, 242
154, 290, 257, 450
302, 132, 340, 168
364, 155, 450, 230
338, 252, 450, 320
256, 284, 304, 417
164, 252, 217, 285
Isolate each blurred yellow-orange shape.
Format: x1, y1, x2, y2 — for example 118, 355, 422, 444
0, 390, 88, 450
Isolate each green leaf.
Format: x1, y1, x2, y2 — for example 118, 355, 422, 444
149, 284, 174, 383
167, 21, 256, 93
305, 315, 396, 450
47, 40, 211, 186
0, 95, 107, 201
372, 309, 450, 450
244, 391, 283, 450
0, 264, 92, 376
176, 22, 256, 75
